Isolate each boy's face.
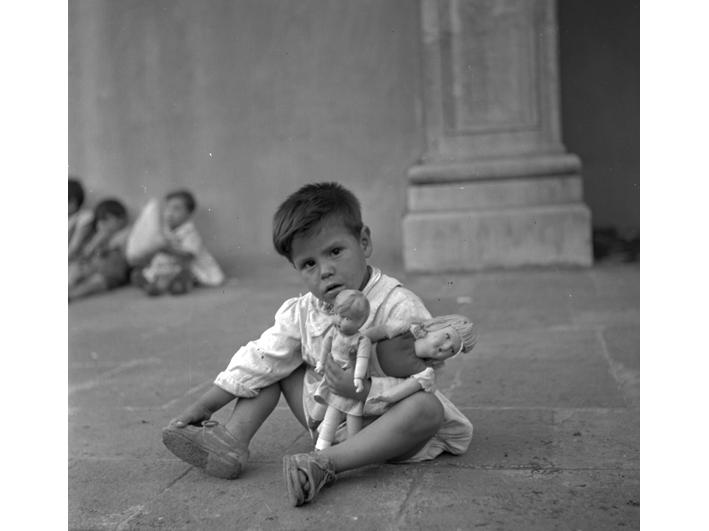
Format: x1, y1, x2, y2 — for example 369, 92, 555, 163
290, 218, 372, 304
163, 197, 191, 230
97, 214, 126, 235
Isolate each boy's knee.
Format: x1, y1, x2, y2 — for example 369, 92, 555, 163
400, 392, 444, 436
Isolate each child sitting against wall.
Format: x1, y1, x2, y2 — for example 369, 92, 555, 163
68, 177, 94, 260
68, 198, 131, 302
129, 189, 225, 296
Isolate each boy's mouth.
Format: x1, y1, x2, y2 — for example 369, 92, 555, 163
323, 284, 343, 298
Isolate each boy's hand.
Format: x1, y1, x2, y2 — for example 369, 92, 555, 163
368, 393, 394, 405
167, 404, 211, 429
324, 357, 370, 401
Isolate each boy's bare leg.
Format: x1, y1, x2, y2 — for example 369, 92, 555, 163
223, 364, 308, 444
318, 391, 443, 471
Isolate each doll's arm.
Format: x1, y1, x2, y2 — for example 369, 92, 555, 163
364, 320, 410, 342
353, 336, 372, 393
315, 335, 333, 374
375, 378, 425, 404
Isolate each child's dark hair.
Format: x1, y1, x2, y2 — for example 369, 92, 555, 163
273, 182, 363, 260
69, 177, 85, 209
166, 189, 197, 214
93, 198, 128, 222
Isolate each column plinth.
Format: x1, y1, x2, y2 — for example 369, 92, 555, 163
403, 0, 591, 272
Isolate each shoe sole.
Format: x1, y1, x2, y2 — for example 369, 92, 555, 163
162, 427, 243, 479
283, 455, 304, 506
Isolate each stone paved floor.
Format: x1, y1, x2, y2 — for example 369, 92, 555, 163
68, 263, 639, 530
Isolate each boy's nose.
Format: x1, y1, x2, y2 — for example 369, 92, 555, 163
320, 261, 335, 278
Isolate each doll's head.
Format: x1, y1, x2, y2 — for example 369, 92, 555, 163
412, 314, 477, 361
333, 289, 370, 335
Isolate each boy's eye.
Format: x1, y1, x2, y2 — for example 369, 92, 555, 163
300, 260, 315, 270
331, 247, 342, 256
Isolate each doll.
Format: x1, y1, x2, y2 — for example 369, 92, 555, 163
313, 289, 372, 450
364, 314, 477, 409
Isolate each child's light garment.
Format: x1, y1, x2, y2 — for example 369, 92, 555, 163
126, 199, 164, 266
313, 333, 369, 416
214, 266, 473, 462
142, 220, 225, 287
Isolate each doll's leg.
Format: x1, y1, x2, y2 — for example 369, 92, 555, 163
315, 406, 342, 450
321, 391, 443, 470
346, 413, 363, 438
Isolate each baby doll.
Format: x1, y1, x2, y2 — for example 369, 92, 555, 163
364, 315, 477, 409
313, 289, 372, 450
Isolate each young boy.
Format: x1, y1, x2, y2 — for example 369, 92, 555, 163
68, 198, 131, 302
133, 189, 224, 296
161, 182, 472, 506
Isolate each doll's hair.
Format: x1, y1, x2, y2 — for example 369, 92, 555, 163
333, 289, 370, 321
420, 314, 477, 356
272, 182, 364, 261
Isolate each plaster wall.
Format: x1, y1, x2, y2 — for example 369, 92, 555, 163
69, 0, 422, 274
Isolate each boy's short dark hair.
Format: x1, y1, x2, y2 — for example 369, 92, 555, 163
69, 177, 85, 209
166, 189, 197, 214
272, 182, 363, 260
93, 198, 128, 221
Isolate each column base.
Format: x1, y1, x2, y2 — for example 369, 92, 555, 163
402, 156, 593, 272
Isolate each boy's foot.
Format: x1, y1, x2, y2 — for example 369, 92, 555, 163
283, 451, 336, 506
162, 420, 249, 479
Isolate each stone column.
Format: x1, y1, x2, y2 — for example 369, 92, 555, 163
403, 0, 592, 271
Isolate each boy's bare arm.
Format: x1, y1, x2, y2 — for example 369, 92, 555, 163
364, 320, 410, 342
169, 384, 237, 428
324, 356, 370, 402
371, 378, 423, 404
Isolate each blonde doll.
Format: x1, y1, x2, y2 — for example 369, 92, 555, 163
364, 314, 477, 408
313, 289, 372, 450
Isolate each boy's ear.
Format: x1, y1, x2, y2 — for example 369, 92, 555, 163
359, 225, 373, 258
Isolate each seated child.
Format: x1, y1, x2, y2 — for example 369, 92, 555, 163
68, 198, 130, 302
131, 189, 225, 296
160, 182, 473, 507
68, 177, 94, 260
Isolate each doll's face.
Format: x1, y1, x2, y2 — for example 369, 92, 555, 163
335, 307, 367, 335
414, 326, 462, 360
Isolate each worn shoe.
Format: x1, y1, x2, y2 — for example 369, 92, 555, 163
283, 451, 336, 506
162, 420, 249, 479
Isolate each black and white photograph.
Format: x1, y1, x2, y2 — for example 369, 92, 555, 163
55, 0, 658, 528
